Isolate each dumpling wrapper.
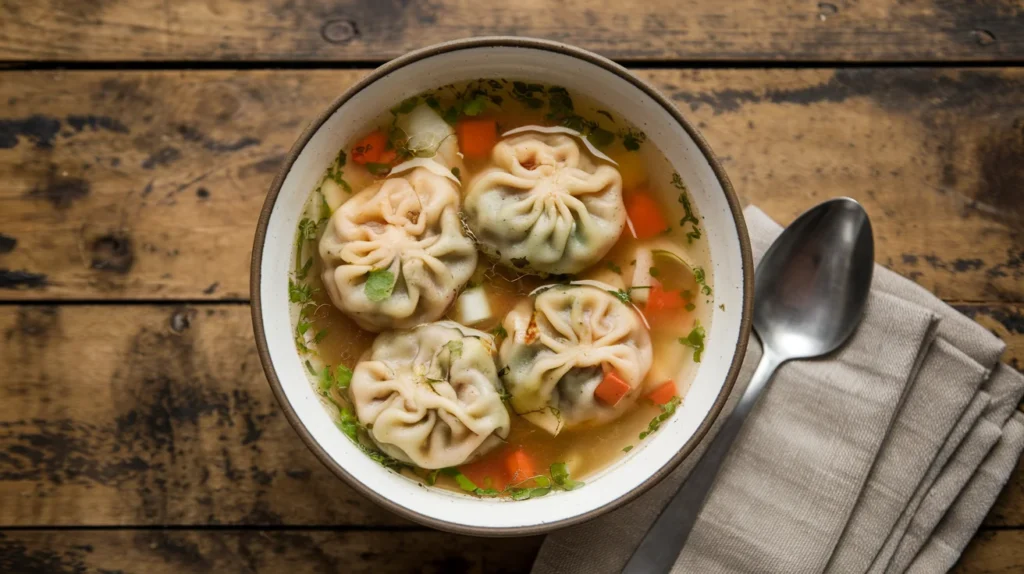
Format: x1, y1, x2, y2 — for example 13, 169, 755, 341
349, 321, 511, 469
499, 281, 653, 435
319, 164, 477, 332
464, 130, 626, 276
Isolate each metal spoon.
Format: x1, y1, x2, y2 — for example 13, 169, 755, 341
622, 197, 875, 573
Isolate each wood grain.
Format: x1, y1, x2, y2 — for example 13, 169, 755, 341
0, 0, 1023, 62
2, 68, 1021, 302
0, 529, 544, 573
955, 529, 1024, 573
0, 303, 1020, 528
0, 526, 1018, 573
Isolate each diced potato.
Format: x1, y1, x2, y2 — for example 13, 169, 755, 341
321, 178, 346, 211
456, 287, 492, 326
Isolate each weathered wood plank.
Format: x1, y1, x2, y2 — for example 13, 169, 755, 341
0, 304, 1020, 527
1, 0, 1022, 62
0, 527, 1017, 573
955, 529, 1024, 573
1, 69, 1021, 302
0, 529, 544, 573
0, 304, 405, 527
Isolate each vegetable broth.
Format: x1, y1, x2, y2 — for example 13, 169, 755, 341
289, 78, 713, 497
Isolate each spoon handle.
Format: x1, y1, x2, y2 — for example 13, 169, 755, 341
621, 345, 784, 574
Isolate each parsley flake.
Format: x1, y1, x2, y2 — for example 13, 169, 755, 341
679, 320, 706, 362
364, 268, 396, 302
640, 396, 682, 440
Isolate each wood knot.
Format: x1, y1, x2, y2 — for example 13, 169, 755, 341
170, 309, 192, 333
817, 3, 838, 21
321, 19, 359, 45
90, 233, 135, 273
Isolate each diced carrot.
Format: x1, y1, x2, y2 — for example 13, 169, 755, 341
646, 283, 686, 313
594, 370, 632, 406
351, 130, 389, 164
459, 450, 510, 491
647, 380, 677, 405
505, 448, 536, 483
625, 192, 670, 240
457, 119, 498, 158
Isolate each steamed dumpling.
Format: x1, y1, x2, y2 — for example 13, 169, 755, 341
499, 281, 653, 435
319, 164, 477, 332
463, 129, 626, 275
349, 321, 511, 468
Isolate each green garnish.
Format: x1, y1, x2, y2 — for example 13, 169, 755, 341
462, 94, 489, 116
313, 329, 328, 344
693, 266, 712, 296
679, 320, 706, 362
444, 339, 463, 360
364, 268, 396, 302
304, 359, 316, 377
426, 469, 441, 486
338, 407, 408, 471
338, 407, 360, 442
596, 110, 615, 122
685, 302, 696, 312
640, 396, 682, 440
366, 162, 392, 176
623, 445, 634, 453
550, 462, 584, 491
588, 127, 615, 148
390, 96, 419, 115
492, 325, 508, 338
649, 266, 661, 278
606, 261, 622, 274
508, 474, 553, 501
288, 278, 314, 304
673, 172, 701, 243
607, 286, 651, 305
621, 128, 647, 151
325, 150, 352, 192
335, 364, 354, 390
441, 467, 500, 497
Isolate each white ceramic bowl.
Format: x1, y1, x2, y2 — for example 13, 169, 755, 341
252, 37, 753, 536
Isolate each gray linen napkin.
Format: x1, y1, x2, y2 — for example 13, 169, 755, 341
530, 206, 1024, 574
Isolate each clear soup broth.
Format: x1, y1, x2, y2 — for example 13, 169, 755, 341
289, 79, 713, 498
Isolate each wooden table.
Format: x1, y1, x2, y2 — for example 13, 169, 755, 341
1, 1, 1022, 571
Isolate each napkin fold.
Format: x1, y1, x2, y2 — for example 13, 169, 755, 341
531, 206, 1024, 574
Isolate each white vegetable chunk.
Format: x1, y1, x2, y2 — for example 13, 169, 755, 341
631, 247, 654, 304
456, 286, 492, 326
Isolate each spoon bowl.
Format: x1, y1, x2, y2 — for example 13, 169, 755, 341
755, 197, 874, 360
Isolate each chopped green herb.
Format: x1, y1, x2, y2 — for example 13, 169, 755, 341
364, 268, 396, 302
550, 463, 584, 491
693, 266, 712, 296
649, 266, 661, 278
607, 286, 651, 305
687, 225, 702, 243
313, 329, 328, 344
596, 110, 615, 122
462, 94, 489, 116
335, 364, 354, 390
605, 261, 622, 274
288, 278, 314, 304
719, 303, 726, 311
444, 339, 463, 360
679, 320, 706, 362
588, 126, 615, 148
509, 486, 552, 501
492, 325, 508, 339
366, 162, 391, 176
622, 445, 634, 453
620, 128, 647, 151
338, 407, 360, 442
426, 469, 441, 486
390, 96, 420, 115
673, 172, 701, 243
304, 360, 316, 377
685, 302, 696, 312
640, 396, 682, 440
441, 467, 501, 497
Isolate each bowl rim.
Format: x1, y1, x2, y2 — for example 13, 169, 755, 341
251, 36, 754, 536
